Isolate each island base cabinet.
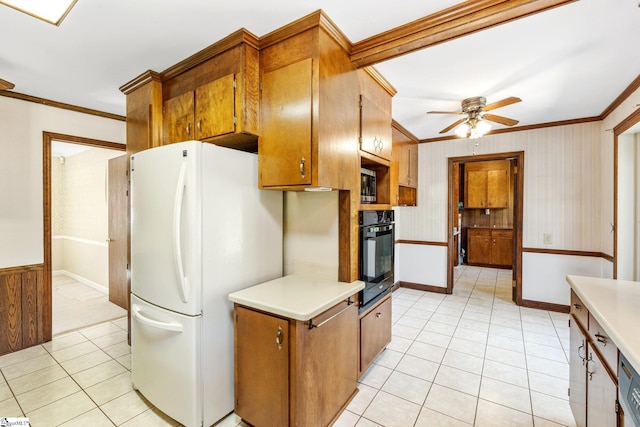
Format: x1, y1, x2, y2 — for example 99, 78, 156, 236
234, 300, 359, 427
586, 347, 618, 427
568, 293, 619, 427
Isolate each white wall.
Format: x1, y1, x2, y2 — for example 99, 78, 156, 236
0, 96, 125, 269
283, 191, 339, 279
394, 121, 607, 305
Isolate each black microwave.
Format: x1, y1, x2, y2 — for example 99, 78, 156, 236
361, 168, 376, 203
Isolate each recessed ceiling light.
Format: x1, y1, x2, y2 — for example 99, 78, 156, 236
0, 0, 77, 26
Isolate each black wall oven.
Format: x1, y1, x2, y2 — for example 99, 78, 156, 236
359, 210, 394, 313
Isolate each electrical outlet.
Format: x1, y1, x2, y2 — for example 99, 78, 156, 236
543, 233, 553, 244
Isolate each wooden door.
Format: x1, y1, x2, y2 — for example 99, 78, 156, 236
195, 73, 236, 139
569, 318, 587, 427
465, 170, 487, 208
235, 306, 289, 427
586, 347, 618, 427
163, 91, 194, 144
259, 58, 313, 187
108, 155, 129, 310
487, 168, 509, 207
360, 95, 392, 161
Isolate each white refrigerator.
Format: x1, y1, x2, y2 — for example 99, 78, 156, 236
129, 141, 282, 427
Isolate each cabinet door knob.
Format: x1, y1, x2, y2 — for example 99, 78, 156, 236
299, 157, 306, 179
186, 122, 191, 136
197, 118, 202, 133
572, 303, 581, 310
275, 326, 283, 350
375, 312, 382, 318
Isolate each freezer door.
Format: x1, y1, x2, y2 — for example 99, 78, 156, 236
131, 295, 202, 427
130, 141, 202, 315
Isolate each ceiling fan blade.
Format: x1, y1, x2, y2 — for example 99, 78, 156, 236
440, 118, 467, 134
484, 97, 521, 111
0, 78, 15, 90
483, 113, 519, 126
427, 110, 464, 115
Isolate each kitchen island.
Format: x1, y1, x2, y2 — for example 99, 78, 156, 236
566, 275, 640, 426
229, 275, 364, 427
567, 275, 640, 372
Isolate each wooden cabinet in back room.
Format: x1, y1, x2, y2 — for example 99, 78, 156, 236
464, 160, 510, 209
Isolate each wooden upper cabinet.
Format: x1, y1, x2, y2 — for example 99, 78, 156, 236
120, 71, 164, 157
259, 59, 313, 187
390, 123, 418, 207
258, 16, 362, 191
464, 160, 510, 208
360, 94, 392, 161
164, 74, 238, 145
163, 91, 194, 144
398, 141, 418, 188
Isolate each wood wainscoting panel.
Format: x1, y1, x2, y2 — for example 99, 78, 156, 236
0, 264, 47, 355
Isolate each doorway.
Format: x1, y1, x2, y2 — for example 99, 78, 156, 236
447, 151, 524, 304
43, 132, 126, 336
614, 108, 640, 279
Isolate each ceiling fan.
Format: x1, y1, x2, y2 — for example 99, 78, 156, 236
428, 96, 521, 138
0, 78, 15, 91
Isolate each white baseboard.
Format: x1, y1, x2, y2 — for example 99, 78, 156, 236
53, 270, 109, 295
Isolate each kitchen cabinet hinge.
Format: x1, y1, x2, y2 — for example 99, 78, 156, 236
233, 116, 237, 126
615, 400, 620, 413
259, 82, 263, 91
233, 77, 237, 90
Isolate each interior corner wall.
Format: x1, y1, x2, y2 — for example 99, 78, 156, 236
0, 96, 125, 269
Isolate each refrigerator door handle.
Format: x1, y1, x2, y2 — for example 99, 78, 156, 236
173, 159, 189, 303
132, 304, 184, 332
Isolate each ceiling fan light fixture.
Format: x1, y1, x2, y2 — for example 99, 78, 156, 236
454, 122, 470, 138
473, 119, 492, 138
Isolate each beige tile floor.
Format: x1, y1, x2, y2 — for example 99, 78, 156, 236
335, 265, 576, 427
0, 266, 575, 426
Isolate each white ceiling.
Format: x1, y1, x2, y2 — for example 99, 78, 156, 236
1, 0, 639, 141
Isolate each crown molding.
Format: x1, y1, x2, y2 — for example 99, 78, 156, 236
0, 90, 126, 121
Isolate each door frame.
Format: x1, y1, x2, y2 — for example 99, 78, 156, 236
446, 150, 524, 303
613, 107, 640, 278
43, 132, 125, 337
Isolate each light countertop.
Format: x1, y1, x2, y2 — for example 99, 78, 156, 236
228, 274, 365, 321
566, 275, 640, 373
